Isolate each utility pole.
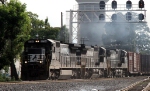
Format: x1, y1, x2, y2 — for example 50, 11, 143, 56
60, 12, 65, 42
61, 12, 63, 28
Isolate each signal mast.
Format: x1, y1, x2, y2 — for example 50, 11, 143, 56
67, 0, 147, 44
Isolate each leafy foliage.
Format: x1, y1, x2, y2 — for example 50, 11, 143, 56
0, 0, 67, 80
0, 72, 11, 82
0, 0, 31, 79
28, 12, 60, 39
57, 25, 69, 43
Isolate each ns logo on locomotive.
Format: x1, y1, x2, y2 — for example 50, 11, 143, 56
21, 38, 131, 80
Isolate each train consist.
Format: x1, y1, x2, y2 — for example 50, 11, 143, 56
21, 38, 150, 80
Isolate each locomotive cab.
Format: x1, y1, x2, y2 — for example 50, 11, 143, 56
21, 39, 53, 80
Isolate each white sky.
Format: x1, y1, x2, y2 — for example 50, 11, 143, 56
18, 0, 77, 27
18, 0, 150, 27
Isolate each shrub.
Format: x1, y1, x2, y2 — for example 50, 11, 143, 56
11, 76, 15, 81
0, 73, 11, 82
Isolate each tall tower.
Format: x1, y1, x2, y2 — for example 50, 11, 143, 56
75, 0, 109, 46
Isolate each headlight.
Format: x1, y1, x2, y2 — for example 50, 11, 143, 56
35, 40, 39, 43
39, 61, 43, 63
25, 61, 27, 63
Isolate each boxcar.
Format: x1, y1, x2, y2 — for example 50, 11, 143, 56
127, 52, 140, 76
140, 55, 150, 75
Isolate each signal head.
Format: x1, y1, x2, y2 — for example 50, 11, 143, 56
138, 13, 144, 20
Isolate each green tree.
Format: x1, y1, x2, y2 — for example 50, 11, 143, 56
44, 17, 50, 29
0, 0, 31, 80
102, 12, 150, 54
28, 12, 60, 39
57, 25, 69, 43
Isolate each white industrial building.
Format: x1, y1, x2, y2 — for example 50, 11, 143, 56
68, 0, 109, 45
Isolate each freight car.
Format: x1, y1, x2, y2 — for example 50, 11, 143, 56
127, 52, 140, 76
140, 55, 150, 75
21, 38, 149, 80
127, 53, 150, 76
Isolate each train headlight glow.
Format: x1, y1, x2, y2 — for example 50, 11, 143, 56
39, 61, 43, 63
35, 40, 39, 43
25, 61, 27, 63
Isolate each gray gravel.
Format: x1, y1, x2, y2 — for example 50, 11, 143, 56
0, 76, 147, 91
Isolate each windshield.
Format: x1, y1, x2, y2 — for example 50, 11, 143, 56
28, 48, 45, 54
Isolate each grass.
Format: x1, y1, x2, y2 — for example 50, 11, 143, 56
0, 73, 22, 82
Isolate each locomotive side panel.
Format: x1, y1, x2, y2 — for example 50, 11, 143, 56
59, 44, 71, 68
98, 47, 107, 69
121, 57, 128, 68
49, 41, 61, 69
109, 49, 120, 68
119, 50, 128, 69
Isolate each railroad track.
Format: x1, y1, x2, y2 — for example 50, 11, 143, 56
0, 76, 148, 91
0, 77, 144, 85
0, 78, 117, 84
119, 77, 150, 91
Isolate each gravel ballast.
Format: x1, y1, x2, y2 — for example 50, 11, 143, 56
0, 76, 147, 91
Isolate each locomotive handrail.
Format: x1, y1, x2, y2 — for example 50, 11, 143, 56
60, 55, 97, 58
59, 55, 100, 68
